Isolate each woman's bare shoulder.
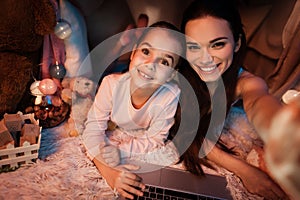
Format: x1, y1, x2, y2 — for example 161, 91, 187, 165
236, 70, 268, 97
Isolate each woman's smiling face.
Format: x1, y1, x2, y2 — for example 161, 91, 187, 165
185, 16, 240, 82
129, 28, 182, 89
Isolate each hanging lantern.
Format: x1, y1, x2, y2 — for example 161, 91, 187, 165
38, 78, 58, 95
54, 20, 72, 40
50, 61, 66, 79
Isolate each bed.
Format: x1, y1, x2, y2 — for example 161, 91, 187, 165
0, 106, 266, 200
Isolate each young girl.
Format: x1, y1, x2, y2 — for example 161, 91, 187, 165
178, 0, 292, 199
82, 21, 185, 199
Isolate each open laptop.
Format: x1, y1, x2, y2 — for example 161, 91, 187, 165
119, 161, 233, 200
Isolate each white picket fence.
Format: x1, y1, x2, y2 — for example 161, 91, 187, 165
0, 134, 41, 168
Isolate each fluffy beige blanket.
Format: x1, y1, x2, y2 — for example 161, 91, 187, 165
0, 107, 264, 200
0, 136, 115, 199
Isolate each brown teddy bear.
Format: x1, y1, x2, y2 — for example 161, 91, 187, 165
0, 0, 56, 118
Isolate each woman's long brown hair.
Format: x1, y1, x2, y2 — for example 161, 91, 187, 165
177, 0, 247, 175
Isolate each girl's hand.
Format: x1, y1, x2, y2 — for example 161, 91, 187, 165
100, 163, 145, 199
239, 164, 289, 200
100, 145, 120, 167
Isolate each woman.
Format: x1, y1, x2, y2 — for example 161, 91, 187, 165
177, 0, 293, 199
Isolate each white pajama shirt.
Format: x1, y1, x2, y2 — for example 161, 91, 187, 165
82, 72, 180, 165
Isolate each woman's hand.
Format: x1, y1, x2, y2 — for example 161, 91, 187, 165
238, 164, 289, 200
93, 158, 145, 199
265, 99, 300, 199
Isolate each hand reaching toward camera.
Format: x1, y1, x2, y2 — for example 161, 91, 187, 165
264, 99, 300, 199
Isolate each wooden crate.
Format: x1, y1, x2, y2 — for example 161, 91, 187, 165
0, 133, 41, 169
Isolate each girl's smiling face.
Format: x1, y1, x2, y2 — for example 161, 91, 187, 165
129, 28, 182, 89
185, 16, 240, 82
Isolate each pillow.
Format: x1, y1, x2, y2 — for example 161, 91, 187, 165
60, 0, 92, 77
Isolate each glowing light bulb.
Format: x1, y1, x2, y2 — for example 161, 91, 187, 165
38, 78, 58, 95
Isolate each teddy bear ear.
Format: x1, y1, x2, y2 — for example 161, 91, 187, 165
33, 0, 56, 35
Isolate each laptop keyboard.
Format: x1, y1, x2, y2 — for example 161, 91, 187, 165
132, 184, 226, 200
